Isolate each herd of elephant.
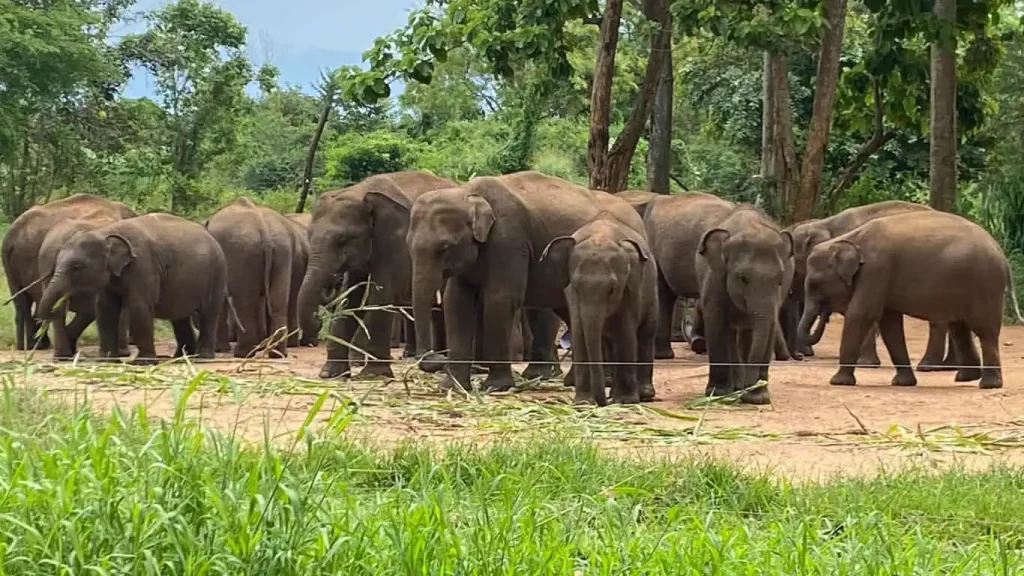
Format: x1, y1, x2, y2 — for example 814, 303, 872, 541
3, 170, 1020, 405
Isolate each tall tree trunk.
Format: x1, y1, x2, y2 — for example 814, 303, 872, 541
760, 51, 777, 189
767, 52, 799, 219
929, 0, 957, 212
295, 85, 334, 213
646, 42, 673, 194
794, 0, 849, 222
588, 0, 670, 192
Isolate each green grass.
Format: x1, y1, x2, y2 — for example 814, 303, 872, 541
1, 382, 1023, 574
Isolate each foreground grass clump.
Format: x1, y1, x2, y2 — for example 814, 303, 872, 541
0, 386, 1023, 574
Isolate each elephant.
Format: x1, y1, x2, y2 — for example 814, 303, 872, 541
36, 210, 133, 360
798, 210, 1022, 389
35, 213, 227, 364
2, 194, 137, 350
407, 171, 646, 393
696, 205, 794, 404
205, 198, 311, 358
297, 170, 456, 379
539, 213, 658, 405
787, 200, 957, 369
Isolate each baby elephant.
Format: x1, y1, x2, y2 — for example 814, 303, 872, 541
35, 213, 228, 364
540, 214, 658, 405
799, 210, 1022, 389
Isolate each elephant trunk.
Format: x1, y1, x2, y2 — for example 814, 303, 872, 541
36, 272, 68, 320
580, 301, 607, 405
297, 263, 327, 342
747, 305, 776, 386
797, 300, 824, 350
412, 262, 446, 372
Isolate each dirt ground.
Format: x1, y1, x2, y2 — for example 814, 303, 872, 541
5, 316, 1024, 482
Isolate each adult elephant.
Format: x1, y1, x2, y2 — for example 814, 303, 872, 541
2, 194, 137, 350
788, 200, 956, 370
206, 198, 311, 357
297, 170, 456, 379
799, 210, 1021, 389
407, 171, 646, 392
35, 214, 227, 363
36, 210, 132, 360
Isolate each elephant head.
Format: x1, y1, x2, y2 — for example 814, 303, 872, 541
789, 219, 830, 278
406, 186, 493, 368
797, 239, 862, 348
698, 225, 793, 378
296, 182, 413, 342
36, 232, 135, 319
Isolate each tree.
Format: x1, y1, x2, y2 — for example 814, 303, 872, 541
645, 41, 674, 193
929, 0, 957, 212
296, 69, 340, 213
119, 0, 252, 214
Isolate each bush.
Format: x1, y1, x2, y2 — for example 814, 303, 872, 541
322, 130, 422, 187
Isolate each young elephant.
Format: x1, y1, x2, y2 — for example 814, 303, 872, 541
35, 213, 227, 364
799, 210, 1022, 389
206, 198, 310, 358
540, 214, 658, 405
36, 211, 132, 360
696, 205, 794, 404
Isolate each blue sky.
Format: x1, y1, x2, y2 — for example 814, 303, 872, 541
118, 0, 419, 97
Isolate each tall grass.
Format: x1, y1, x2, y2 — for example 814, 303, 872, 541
1, 382, 1023, 573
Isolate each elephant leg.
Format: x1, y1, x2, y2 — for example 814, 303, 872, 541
690, 301, 707, 354
942, 332, 960, 368
12, 294, 31, 350
654, 275, 676, 359
972, 322, 1002, 389
431, 306, 446, 352
522, 308, 562, 380
703, 299, 734, 397
441, 280, 478, 391
115, 310, 131, 357
172, 318, 198, 358
232, 293, 265, 358
318, 282, 362, 378
773, 320, 791, 361
857, 324, 882, 367
636, 311, 657, 402
670, 300, 686, 342
610, 314, 640, 405
95, 292, 123, 361
878, 310, 916, 386
127, 300, 159, 365
830, 309, 877, 386
917, 322, 956, 372
568, 300, 594, 404
390, 314, 403, 349
741, 324, 773, 405
951, 322, 983, 383
471, 311, 487, 375
50, 304, 74, 361
357, 307, 396, 379
64, 305, 97, 358
402, 316, 417, 358
267, 268, 292, 359
480, 295, 518, 393
215, 301, 232, 353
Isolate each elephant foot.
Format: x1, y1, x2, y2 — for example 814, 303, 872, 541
471, 364, 489, 375
917, 356, 959, 372
690, 337, 707, 355
402, 346, 416, 359
611, 392, 640, 405
299, 336, 318, 347
740, 386, 771, 405
639, 382, 656, 402
979, 372, 1003, 389
522, 362, 562, 380
417, 352, 447, 373
287, 335, 300, 348
358, 363, 394, 379
215, 343, 231, 353
34, 333, 52, 350
562, 365, 575, 388
789, 351, 804, 361
858, 354, 882, 368
483, 372, 516, 393
670, 330, 687, 343
890, 371, 918, 387
705, 382, 733, 397
439, 373, 472, 391
131, 356, 163, 367
955, 367, 983, 382
319, 361, 351, 379
573, 393, 606, 406
829, 370, 857, 386
654, 345, 675, 360
774, 349, 791, 362
800, 344, 814, 357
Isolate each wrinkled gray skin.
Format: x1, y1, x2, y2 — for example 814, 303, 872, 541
36, 214, 227, 364
696, 205, 794, 404
789, 200, 959, 370
36, 211, 132, 360
614, 191, 794, 364
800, 210, 1022, 389
286, 212, 343, 310
407, 171, 646, 393
540, 214, 658, 405
297, 171, 456, 379
2, 194, 137, 350
205, 198, 311, 358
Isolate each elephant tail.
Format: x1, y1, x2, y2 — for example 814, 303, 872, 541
1006, 261, 1024, 324
263, 240, 276, 326
225, 295, 245, 334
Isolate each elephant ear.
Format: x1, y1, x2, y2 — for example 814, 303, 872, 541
620, 239, 651, 262
831, 240, 863, 287
539, 236, 576, 263
804, 228, 831, 254
467, 194, 495, 243
698, 228, 730, 270
365, 184, 412, 215
105, 234, 137, 277
780, 230, 795, 258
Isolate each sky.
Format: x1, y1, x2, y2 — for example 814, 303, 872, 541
118, 0, 420, 97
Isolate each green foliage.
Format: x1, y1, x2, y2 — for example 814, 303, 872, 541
322, 130, 421, 188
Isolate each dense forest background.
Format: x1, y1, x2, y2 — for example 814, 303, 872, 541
2, 0, 1023, 250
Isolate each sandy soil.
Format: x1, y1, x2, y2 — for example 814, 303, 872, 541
5, 316, 1024, 482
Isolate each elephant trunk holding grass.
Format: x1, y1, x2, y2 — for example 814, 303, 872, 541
799, 210, 1021, 389
36, 213, 227, 364
296, 170, 456, 379
539, 213, 658, 405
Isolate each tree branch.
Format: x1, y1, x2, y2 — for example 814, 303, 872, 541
826, 79, 893, 201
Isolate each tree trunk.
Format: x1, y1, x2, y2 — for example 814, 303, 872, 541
646, 42, 673, 194
929, 0, 957, 213
295, 85, 334, 214
587, 0, 670, 193
794, 0, 849, 222
760, 51, 777, 189
771, 53, 800, 220
824, 80, 893, 206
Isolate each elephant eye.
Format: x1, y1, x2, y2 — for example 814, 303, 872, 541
737, 272, 748, 285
